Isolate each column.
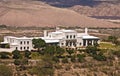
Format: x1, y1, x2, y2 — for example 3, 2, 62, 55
86, 40, 88, 46
92, 40, 94, 46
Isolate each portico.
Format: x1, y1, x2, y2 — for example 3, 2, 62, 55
83, 39, 99, 46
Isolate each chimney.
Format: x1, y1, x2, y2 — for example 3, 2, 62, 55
44, 30, 47, 37
56, 27, 60, 31
85, 28, 88, 34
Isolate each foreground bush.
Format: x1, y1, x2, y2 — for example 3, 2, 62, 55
0, 65, 13, 76
77, 54, 85, 62
93, 52, 107, 61
0, 52, 11, 59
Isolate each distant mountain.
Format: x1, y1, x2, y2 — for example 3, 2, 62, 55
39, 0, 120, 19
0, 0, 119, 28
70, 2, 120, 19
39, 0, 119, 7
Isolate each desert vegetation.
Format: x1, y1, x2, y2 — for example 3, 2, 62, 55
0, 37, 120, 76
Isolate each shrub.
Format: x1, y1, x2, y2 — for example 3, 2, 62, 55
0, 52, 10, 59
52, 56, 59, 63
30, 52, 40, 59
14, 59, 21, 65
71, 55, 76, 63
0, 65, 13, 76
24, 50, 31, 58
62, 57, 68, 63
54, 64, 62, 69
93, 52, 107, 61
12, 50, 21, 59
113, 51, 120, 57
66, 49, 74, 56
77, 54, 85, 62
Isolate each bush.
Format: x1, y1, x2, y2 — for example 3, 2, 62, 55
93, 52, 106, 61
71, 55, 76, 63
12, 50, 21, 59
86, 46, 100, 56
54, 64, 62, 69
62, 57, 68, 63
14, 58, 28, 66
25, 50, 31, 58
0, 65, 13, 76
14, 59, 21, 65
66, 49, 74, 56
113, 51, 120, 57
52, 56, 59, 63
30, 52, 41, 59
77, 54, 85, 62
0, 52, 11, 59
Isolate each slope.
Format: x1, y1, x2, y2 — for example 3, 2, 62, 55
0, 0, 119, 28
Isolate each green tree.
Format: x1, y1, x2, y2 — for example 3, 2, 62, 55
108, 36, 118, 44
32, 38, 46, 51
12, 50, 21, 59
77, 54, 85, 62
56, 46, 65, 57
0, 52, 11, 59
93, 52, 106, 61
0, 65, 13, 76
66, 49, 74, 56
14, 59, 21, 65
44, 45, 55, 55
24, 50, 31, 58
86, 46, 99, 55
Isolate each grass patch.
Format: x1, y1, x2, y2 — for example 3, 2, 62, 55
30, 52, 42, 59
99, 42, 116, 49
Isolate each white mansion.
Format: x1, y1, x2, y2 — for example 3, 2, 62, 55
1, 28, 99, 51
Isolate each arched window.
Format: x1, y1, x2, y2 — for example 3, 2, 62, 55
27, 47, 29, 50
27, 41, 29, 44
70, 35, 72, 39
24, 47, 26, 50
66, 35, 69, 39
74, 35, 76, 38
20, 41, 22, 44
20, 47, 22, 50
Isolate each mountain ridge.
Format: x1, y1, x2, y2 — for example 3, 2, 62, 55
0, 0, 119, 28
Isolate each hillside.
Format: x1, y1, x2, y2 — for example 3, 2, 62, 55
70, 2, 120, 19
0, 0, 119, 28
40, 0, 120, 19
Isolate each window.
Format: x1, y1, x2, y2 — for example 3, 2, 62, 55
70, 35, 72, 39
27, 41, 29, 44
20, 47, 22, 50
70, 42, 72, 46
74, 35, 75, 38
20, 41, 22, 44
66, 35, 69, 39
16, 47, 18, 50
27, 47, 29, 50
24, 47, 26, 50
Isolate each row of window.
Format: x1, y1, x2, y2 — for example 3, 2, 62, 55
16, 47, 29, 50
66, 35, 76, 39
20, 46, 29, 50
20, 41, 29, 45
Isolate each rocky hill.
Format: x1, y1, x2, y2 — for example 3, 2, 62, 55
70, 2, 120, 19
0, 0, 119, 28
40, 0, 120, 19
